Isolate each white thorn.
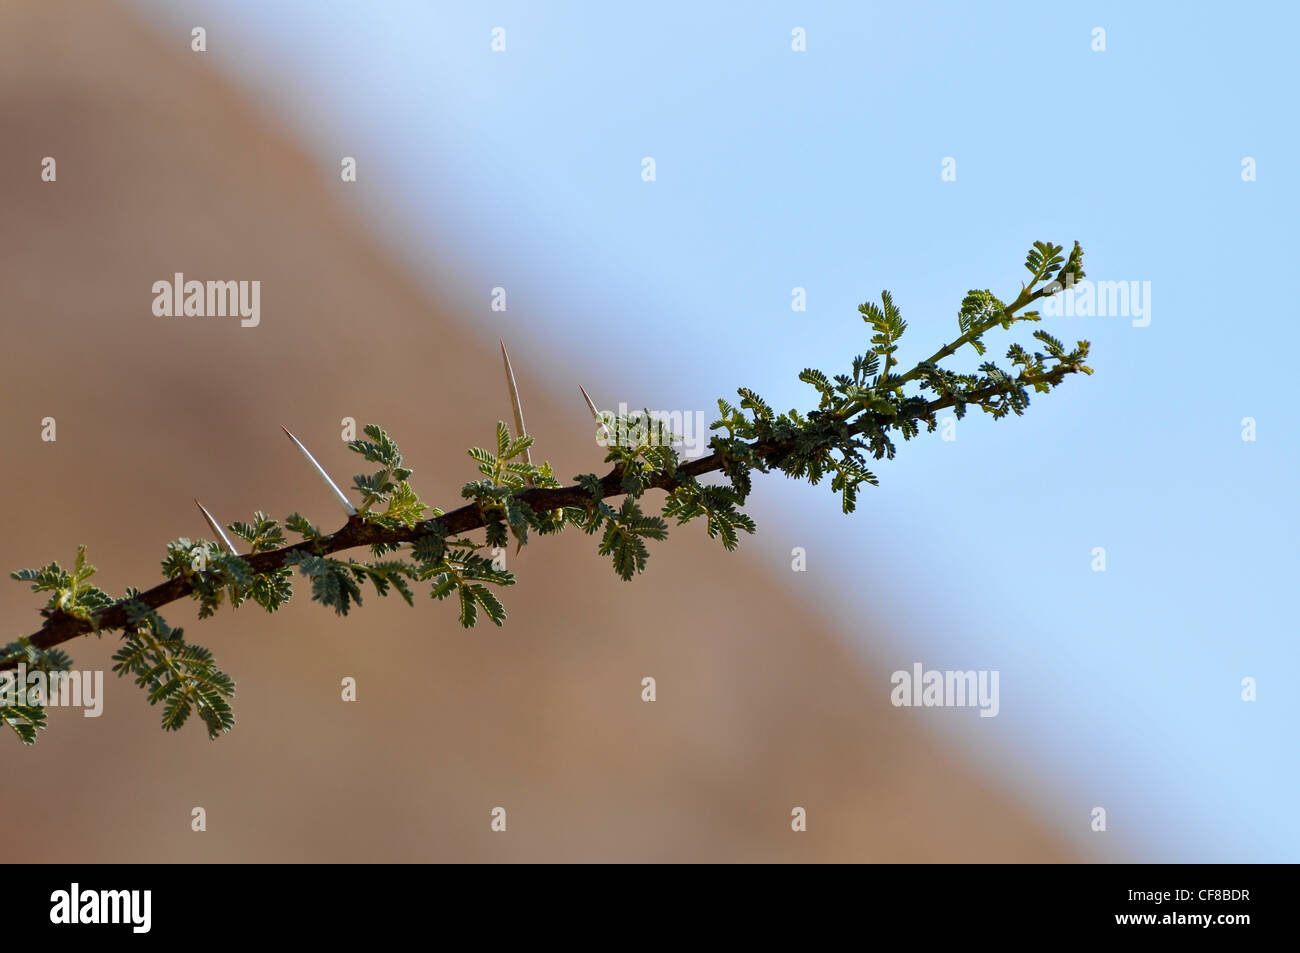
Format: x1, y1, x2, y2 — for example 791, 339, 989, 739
194, 499, 240, 555
499, 339, 531, 452
499, 338, 534, 481
579, 384, 612, 442
281, 426, 358, 516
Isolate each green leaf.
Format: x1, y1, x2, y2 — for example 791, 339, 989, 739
10, 545, 113, 623
285, 553, 364, 615
285, 513, 324, 543
737, 388, 773, 421
112, 603, 235, 739
228, 512, 285, 553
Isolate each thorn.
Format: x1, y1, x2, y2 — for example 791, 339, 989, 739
499, 338, 534, 482
578, 384, 600, 422
579, 384, 612, 442
281, 426, 358, 516
194, 499, 239, 555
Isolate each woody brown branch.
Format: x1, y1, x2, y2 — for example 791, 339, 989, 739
4, 363, 1082, 667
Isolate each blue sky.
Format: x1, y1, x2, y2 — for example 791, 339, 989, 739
134, 1, 1300, 860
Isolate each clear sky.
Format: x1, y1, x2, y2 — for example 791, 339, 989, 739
133, 0, 1299, 860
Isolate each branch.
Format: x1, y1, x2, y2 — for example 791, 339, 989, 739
2, 239, 1094, 743
4, 373, 1077, 664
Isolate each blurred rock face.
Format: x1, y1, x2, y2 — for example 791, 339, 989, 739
0, 0, 1071, 861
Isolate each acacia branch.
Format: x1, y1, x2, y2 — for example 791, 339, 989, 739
3, 240, 1094, 758
4, 367, 1081, 667
5, 426, 784, 661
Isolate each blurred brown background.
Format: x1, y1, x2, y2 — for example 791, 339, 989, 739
0, 0, 1072, 861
